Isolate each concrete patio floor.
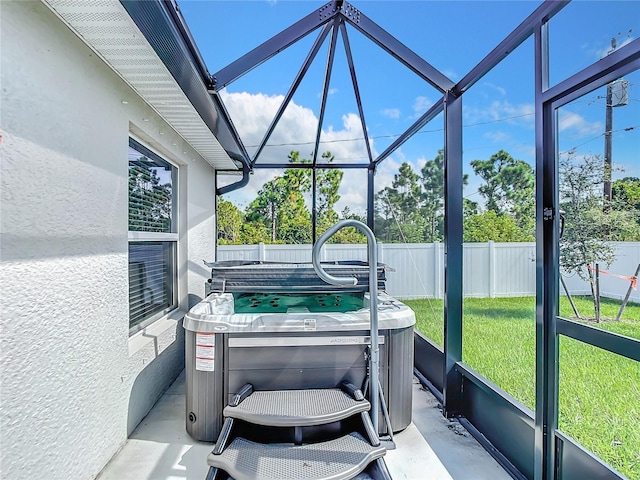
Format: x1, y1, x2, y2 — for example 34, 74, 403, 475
97, 372, 513, 480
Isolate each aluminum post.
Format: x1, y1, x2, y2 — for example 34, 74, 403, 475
442, 90, 463, 417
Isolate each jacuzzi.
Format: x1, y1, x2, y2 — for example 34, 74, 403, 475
183, 261, 415, 442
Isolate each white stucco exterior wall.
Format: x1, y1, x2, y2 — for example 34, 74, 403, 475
0, 2, 216, 479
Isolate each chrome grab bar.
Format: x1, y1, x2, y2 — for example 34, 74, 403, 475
312, 220, 381, 434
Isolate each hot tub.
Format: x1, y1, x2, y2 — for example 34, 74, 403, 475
183, 261, 415, 442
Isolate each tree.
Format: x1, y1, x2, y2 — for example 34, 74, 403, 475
245, 170, 312, 244
376, 162, 424, 242
128, 161, 172, 232
464, 198, 479, 219
246, 176, 289, 243
329, 207, 367, 244
314, 151, 344, 233
243, 150, 348, 244
216, 198, 269, 245
279, 170, 314, 244
560, 153, 618, 267
217, 198, 245, 244
240, 221, 270, 245
470, 150, 535, 236
285, 150, 349, 242
277, 177, 312, 244
464, 210, 534, 242
612, 177, 640, 212
611, 177, 640, 239
420, 151, 445, 242
420, 149, 471, 242
560, 153, 616, 321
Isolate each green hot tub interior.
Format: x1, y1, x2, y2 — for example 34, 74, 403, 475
232, 292, 365, 313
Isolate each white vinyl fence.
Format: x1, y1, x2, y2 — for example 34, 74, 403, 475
217, 242, 640, 303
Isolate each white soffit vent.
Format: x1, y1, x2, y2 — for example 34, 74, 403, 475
43, 0, 237, 170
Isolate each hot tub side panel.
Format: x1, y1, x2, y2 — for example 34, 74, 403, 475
386, 326, 414, 432
226, 335, 372, 395
185, 330, 225, 442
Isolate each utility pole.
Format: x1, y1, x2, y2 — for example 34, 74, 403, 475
604, 78, 613, 205
604, 38, 616, 208
603, 34, 630, 207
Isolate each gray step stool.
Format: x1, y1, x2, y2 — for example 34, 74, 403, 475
205, 382, 391, 480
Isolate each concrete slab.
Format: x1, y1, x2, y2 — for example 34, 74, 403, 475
401, 379, 512, 480
97, 375, 211, 480
98, 373, 512, 480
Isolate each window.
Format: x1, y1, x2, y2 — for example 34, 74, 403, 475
128, 138, 177, 331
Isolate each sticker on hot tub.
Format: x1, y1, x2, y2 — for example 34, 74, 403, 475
196, 332, 215, 346
195, 333, 215, 371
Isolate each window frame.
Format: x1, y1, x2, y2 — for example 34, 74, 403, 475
128, 136, 179, 334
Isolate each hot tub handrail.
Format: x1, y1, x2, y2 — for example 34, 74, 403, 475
312, 219, 381, 434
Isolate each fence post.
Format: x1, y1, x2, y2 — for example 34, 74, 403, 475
377, 241, 384, 265
616, 263, 640, 321
259, 242, 266, 262
434, 241, 441, 299
488, 240, 495, 298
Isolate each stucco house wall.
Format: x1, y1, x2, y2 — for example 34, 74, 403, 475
0, 2, 215, 479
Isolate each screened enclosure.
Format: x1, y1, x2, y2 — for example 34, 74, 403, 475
124, 1, 640, 478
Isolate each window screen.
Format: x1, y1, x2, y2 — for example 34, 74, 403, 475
128, 138, 177, 331
128, 242, 175, 328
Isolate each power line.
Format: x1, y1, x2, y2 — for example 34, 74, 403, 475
244, 109, 638, 164
249, 114, 638, 151
245, 113, 537, 149
560, 124, 639, 155
251, 123, 639, 163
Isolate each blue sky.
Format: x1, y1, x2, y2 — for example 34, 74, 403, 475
179, 1, 640, 213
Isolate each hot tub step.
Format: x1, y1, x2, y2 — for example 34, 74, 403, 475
224, 387, 370, 427
207, 433, 386, 480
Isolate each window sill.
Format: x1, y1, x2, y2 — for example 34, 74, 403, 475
128, 308, 187, 358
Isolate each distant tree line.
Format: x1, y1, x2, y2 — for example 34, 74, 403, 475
218, 151, 366, 245
217, 149, 640, 245
375, 149, 537, 243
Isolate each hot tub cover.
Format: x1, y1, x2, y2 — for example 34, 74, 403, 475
204, 260, 390, 293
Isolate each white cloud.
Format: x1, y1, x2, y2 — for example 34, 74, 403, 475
335, 170, 368, 214
316, 87, 339, 98
443, 69, 458, 81
381, 108, 401, 119
490, 100, 534, 122
375, 156, 401, 193
483, 131, 510, 143
477, 130, 536, 162
218, 92, 440, 214
415, 156, 427, 171
392, 148, 407, 165
464, 100, 535, 127
558, 110, 602, 136
219, 91, 376, 212
483, 82, 507, 97
521, 144, 536, 159
412, 96, 433, 118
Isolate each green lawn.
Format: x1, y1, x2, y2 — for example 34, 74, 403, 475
404, 296, 640, 480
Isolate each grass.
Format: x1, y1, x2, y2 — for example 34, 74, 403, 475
403, 296, 640, 480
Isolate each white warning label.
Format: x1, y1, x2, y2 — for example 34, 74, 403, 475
195, 332, 215, 371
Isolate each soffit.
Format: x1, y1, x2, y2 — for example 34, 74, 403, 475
43, 0, 237, 170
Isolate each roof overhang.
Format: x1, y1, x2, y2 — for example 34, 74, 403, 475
43, 0, 247, 172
